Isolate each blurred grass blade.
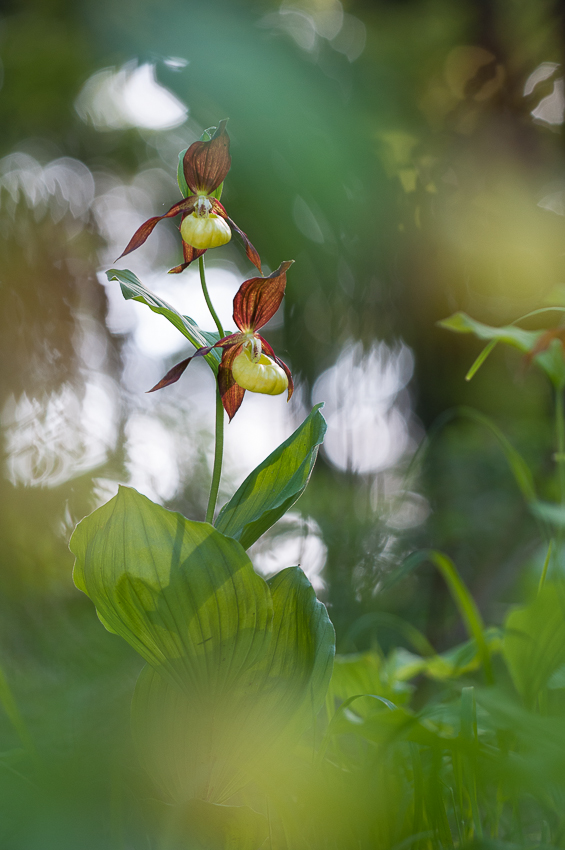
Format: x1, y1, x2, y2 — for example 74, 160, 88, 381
385, 550, 493, 684
457, 407, 536, 504
460, 687, 483, 840
465, 340, 497, 381
538, 539, 553, 593
0, 666, 34, 754
215, 405, 326, 549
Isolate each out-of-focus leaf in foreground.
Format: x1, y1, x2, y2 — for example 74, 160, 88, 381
131, 566, 334, 802
71, 488, 334, 803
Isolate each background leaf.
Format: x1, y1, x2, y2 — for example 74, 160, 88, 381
439, 312, 565, 388
131, 566, 334, 803
503, 583, 565, 705
106, 268, 222, 373
215, 405, 326, 549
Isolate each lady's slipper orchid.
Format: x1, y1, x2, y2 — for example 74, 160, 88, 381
149, 261, 294, 420
116, 121, 261, 274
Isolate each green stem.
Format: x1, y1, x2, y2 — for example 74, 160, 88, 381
206, 387, 224, 523
199, 254, 224, 337
556, 386, 565, 506
198, 255, 225, 523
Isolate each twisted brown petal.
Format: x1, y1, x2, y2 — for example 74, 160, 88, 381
218, 344, 246, 421
169, 220, 207, 273
233, 261, 294, 332
212, 199, 262, 273
183, 120, 231, 195
259, 337, 294, 401
147, 358, 192, 392
116, 197, 196, 261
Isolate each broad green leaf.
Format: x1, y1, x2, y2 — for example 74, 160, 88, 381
215, 405, 327, 549
503, 583, 565, 705
439, 311, 565, 388
70, 486, 273, 695
131, 566, 334, 803
106, 268, 222, 374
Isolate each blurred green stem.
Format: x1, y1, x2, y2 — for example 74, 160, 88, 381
555, 387, 565, 573
199, 255, 225, 524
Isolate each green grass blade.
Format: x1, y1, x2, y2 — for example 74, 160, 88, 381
465, 340, 498, 381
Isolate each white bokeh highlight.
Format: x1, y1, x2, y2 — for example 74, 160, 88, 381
75, 62, 188, 131
313, 340, 414, 474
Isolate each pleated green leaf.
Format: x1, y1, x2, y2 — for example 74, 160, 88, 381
215, 405, 326, 549
131, 566, 334, 803
70, 486, 273, 695
106, 268, 222, 373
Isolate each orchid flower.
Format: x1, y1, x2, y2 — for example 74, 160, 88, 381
149, 261, 294, 420
116, 121, 261, 274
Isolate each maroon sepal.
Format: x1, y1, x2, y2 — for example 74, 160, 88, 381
147, 357, 191, 393
212, 199, 262, 273
260, 337, 294, 401
526, 328, 565, 364
233, 261, 294, 332
169, 227, 207, 273
116, 197, 196, 261
218, 344, 245, 420
183, 120, 231, 195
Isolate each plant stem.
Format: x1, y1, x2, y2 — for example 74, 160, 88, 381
199, 254, 224, 338
206, 387, 224, 523
199, 254, 225, 523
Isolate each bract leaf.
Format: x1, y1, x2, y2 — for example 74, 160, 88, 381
177, 147, 191, 198
106, 268, 222, 374
131, 566, 334, 803
70, 486, 273, 695
215, 405, 326, 549
439, 311, 565, 388
503, 583, 565, 706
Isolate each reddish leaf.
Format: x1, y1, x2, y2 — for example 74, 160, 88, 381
212, 199, 262, 273
260, 337, 294, 400
147, 358, 191, 392
218, 345, 246, 420
183, 120, 231, 195
233, 261, 294, 332
116, 198, 195, 261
